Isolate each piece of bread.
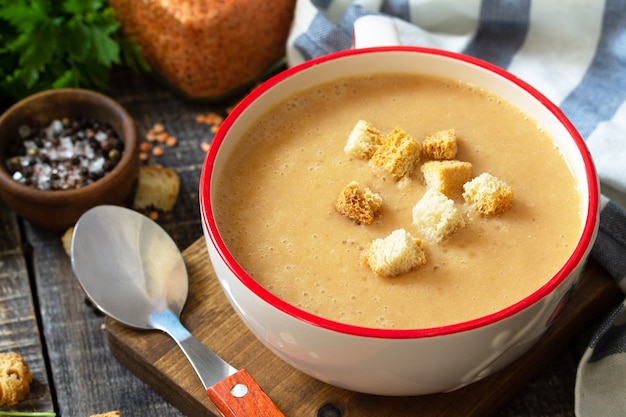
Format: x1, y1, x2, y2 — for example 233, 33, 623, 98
365, 229, 426, 277
90, 412, 121, 417
344, 120, 385, 159
463, 172, 514, 216
132, 165, 180, 212
412, 189, 465, 243
61, 226, 74, 256
0, 352, 32, 407
336, 181, 383, 225
422, 128, 457, 160
370, 126, 421, 180
421, 160, 472, 197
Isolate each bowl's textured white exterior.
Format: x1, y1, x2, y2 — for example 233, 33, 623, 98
201, 48, 599, 396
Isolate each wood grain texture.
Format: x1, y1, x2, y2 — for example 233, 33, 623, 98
0, 202, 54, 413
207, 369, 287, 417
107, 237, 622, 417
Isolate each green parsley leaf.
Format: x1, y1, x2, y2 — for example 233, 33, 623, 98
0, 0, 149, 109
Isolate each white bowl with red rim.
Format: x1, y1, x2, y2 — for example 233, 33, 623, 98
199, 46, 599, 395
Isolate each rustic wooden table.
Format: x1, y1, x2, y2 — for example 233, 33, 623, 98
1, 68, 622, 417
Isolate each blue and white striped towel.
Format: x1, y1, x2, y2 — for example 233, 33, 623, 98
286, 1, 626, 415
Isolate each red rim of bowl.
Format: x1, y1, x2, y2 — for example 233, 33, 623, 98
200, 46, 599, 339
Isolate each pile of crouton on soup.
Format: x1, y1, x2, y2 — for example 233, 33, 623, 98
335, 120, 514, 278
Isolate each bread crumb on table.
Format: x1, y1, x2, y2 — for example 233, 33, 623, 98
61, 226, 74, 256
365, 229, 426, 277
336, 181, 383, 225
412, 189, 465, 243
90, 411, 121, 417
132, 165, 180, 212
463, 172, 514, 216
0, 352, 33, 407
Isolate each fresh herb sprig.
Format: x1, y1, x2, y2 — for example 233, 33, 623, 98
0, 0, 148, 109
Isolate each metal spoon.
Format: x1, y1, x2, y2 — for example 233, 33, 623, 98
71, 205, 285, 417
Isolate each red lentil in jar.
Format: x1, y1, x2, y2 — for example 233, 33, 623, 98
109, 0, 296, 100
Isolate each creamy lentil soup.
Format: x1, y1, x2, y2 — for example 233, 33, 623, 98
213, 73, 582, 329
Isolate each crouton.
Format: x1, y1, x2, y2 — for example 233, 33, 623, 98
366, 229, 426, 277
463, 173, 514, 216
370, 126, 421, 180
421, 160, 472, 197
422, 128, 458, 160
90, 412, 121, 417
344, 120, 385, 159
412, 189, 465, 243
336, 181, 383, 224
61, 226, 74, 256
0, 352, 32, 407
132, 165, 180, 212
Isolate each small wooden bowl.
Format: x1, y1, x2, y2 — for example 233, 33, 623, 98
0, 88, 139, 232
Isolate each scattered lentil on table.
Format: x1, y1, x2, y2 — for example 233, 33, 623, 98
139, 122, 178, 162
196, 111, 228, 152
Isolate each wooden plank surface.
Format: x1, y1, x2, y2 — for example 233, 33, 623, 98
0, 202, 54, 413
107, 237, 622, 417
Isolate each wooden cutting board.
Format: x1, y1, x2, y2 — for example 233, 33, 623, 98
106, 237, 621, 417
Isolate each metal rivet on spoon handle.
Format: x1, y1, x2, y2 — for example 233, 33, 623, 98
70, 205, 286, 417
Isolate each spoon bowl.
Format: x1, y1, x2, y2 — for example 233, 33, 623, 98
71, 204, 188, 329
70, 205, 286, 417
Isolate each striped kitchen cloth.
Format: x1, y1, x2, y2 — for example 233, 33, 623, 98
286, 1, 626, 415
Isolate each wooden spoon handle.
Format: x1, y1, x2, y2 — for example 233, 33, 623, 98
207, 369, 286, 417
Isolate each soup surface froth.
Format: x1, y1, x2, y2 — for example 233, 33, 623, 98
213, 73, 582, 329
